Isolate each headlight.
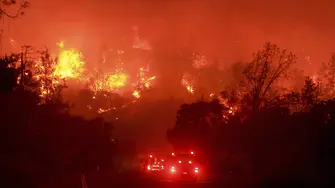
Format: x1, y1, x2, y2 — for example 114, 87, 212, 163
194, 167, 198, 173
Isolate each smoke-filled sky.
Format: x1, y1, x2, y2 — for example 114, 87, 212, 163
1, 0, 335, 84
2, 0, 335, 150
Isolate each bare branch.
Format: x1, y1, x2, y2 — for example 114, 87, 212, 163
243, 42, 297, 112
0, 0, 29, 19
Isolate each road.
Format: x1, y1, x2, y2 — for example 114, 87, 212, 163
92, 178, 236, 188
37, 171, 319, 188
37, 169, 244, 188
81, 171, 247, 188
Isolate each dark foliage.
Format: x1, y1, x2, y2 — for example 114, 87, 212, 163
0, 54, 117, 187
167, 77, 335, 186
167, 98, 227, 151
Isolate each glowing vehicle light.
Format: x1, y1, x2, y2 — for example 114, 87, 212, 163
194, 167, 199, 173
147, 165, 151, 170
190, 151, 194, 155
178, 160, 182, 163
189, 161, 192, 164
170, 166, 175, 173
149, 155, 152, 158
172, 152, 175, 156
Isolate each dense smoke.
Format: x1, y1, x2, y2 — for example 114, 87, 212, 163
1, 0, 335, 150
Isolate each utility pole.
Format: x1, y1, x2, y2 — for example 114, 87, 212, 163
0, 29, 3, 54
20, 45, 31, 87
20, 46, 25, 87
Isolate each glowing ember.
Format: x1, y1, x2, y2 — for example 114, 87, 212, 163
181, 73, 195, 93
106, 72, 127, 88
98, 108, 112, 114
134, 67, 155, 88
145, 76, 156, 88
9, 38, 17, 48
218, 95, 239, 117
187, 85, 194, 93
90, 71, 128, 93
192, 52, 210, 69
132, 90, 140, 98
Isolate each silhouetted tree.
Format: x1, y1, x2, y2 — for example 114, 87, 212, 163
0, 0, 29, 18
320, 53, 335, 99
167, 98, 226, 151
36, 49, 67, 104
301, 76, 322, 110
0, 54, 20, 93
243, 42, 297, 113
282, 91, 302, 112
0, 51, 118, 187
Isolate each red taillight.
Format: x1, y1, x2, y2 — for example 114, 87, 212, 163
190, 151, 194, 155
147, 165, 151, 170
188, 161, 192, 164
170, 166, 175, 173
149, 155, 152, 158
178, 160, 182, 163
172, 152, 175, 156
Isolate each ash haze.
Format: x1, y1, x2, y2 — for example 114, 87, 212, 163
1, 1, 335, 149
2, 1, 335, 68
2, 2, 335, 185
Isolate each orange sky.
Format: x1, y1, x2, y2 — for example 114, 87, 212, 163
1, 0, 335, 81
2, 0, 335, 150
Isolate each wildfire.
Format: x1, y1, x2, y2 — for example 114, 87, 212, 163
218, 95, 239, 116
90, 70, 128, 93
134, 67, 155, 88
181, 73, 195, 93
106, 73, 127, 88
31, 54, 65, 103
132, 90, 140, 98
130, 67, 156, 98
53, 41, 85, 79
192, 52, 211, 69
32, 41, 86, 103
12, 38, 160, 109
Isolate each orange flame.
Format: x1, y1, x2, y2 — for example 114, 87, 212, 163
181, 74, 195, 93
53, 41, 85, 79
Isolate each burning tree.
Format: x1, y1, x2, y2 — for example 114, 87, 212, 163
243, 42, 297, 113
34, 49, 67, 104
